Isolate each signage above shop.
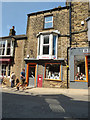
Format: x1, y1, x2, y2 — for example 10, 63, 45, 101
37, 55, 57, 60
83, 48, 90, 55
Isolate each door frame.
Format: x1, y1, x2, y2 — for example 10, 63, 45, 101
26, 63, 37, 87
85, 56, 88, 83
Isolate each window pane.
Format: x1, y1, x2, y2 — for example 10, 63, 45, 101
7, 42, 11, 55
2, 65, 6, 76
45, 16, 52, 22
2, 48, 5, 55
44, 36, 49, 44
0, 41, 5, 55
0, 42, 2, 47
53, 35, 56, 55
38, 37, 40, 55
44, 22, 53, 29
74, 55, 86, 80
0, 49, 2, 55
45, 64, 60, 79
43, 46, 49, 54
8, 65, 11, 76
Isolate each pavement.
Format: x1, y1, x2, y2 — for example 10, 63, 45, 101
1, 85, 89, 102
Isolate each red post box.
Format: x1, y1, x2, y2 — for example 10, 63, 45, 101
37, 75, 43, 87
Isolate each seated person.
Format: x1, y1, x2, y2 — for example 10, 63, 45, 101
75, 73, 80, 80
80, 73, 85, 80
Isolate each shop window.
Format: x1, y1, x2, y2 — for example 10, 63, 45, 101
44, 16, 53, 29
8, 65, 11, 76
74, 55, 86, 81
45, 63, 61, 80
1, 65, 6, 76
0, 64, 11, 77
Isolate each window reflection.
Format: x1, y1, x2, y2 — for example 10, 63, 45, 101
74, 55, 86, 80
45, 64, 60, 80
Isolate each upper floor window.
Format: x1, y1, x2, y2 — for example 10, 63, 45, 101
44, 16, 53, 29
0, 40, 14, 56
43, 35, 49, 54
37, 33, 60, 59
0, 41, 5, 55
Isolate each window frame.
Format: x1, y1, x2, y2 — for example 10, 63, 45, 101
44, 63, 62, 81
74, 55, 87, 82
44, 15, 53, 29
0, 64, 7, 76
8, 65, 11, 77
0, 40, 14, 56
0, 64, 11, 77
42, 35, 50, 55
37, 34, 58, 59
0, 41, 6, 55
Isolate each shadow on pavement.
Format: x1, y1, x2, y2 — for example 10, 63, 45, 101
2, 91, 89, 119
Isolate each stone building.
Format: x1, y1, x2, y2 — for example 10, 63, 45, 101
0, 26, 27, 85
0, 1, 90, 88
69, 1, 90, 89
24, 1, 90, 89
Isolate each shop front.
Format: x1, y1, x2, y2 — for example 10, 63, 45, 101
69, 47, 90, 89
24, 58, 64, 88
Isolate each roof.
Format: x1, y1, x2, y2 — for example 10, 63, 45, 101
27, 6, 69, 16
0, 34, 27, 40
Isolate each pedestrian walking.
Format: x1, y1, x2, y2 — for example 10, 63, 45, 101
20, 68, 26, 90
10, 72, 16, 88
0, 73, 4, 85
16, 78, 20, 90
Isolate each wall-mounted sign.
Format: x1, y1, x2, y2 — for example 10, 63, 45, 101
37, 55, 57, 60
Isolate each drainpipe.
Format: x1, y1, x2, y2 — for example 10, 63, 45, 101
67, 1, 72, 89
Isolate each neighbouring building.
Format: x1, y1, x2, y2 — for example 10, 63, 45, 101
0, 26, 27, 85
69, 1, 90, 89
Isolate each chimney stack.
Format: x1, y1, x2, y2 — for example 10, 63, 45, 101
9, 26, 16, 36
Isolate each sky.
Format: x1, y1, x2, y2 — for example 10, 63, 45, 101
1, 1, 66, 37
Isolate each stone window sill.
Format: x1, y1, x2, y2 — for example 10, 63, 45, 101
44, 78, 62, 82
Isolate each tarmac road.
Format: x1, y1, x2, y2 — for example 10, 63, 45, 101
1, 86, 89, 119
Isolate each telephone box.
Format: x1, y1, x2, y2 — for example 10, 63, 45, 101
37, 75, 43, 87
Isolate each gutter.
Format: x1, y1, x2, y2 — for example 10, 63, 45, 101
67, 1, 72, 89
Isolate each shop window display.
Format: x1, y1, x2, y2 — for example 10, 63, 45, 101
74, 55, 86, 81
45, 64, 61, 80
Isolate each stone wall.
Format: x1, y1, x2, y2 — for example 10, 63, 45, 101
25, 8, 69, 86
11, 39, 25, 80
43, 80, 67, 88
71, 2, 89, 47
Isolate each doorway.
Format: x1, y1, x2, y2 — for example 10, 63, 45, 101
27, 64, 36, 87
88, 61, 90, 87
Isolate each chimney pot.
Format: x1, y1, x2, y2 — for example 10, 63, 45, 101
9, 26, 16, 36
12, 26, 15, 29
